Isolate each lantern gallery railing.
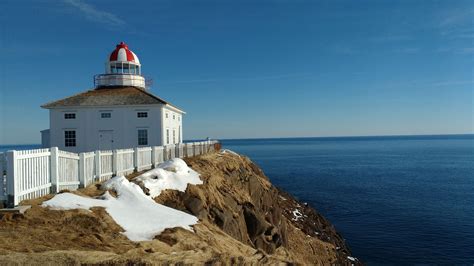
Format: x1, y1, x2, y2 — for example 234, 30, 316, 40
93, 74, 153, 89
0, 140, 219, 208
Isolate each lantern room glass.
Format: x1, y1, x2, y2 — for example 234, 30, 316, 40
109, 62, 140, 75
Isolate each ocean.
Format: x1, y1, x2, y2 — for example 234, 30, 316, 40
1, 135, 473, 264
221, 135, 474, 265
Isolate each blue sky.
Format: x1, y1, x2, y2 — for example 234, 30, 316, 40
1, 0, 473, 144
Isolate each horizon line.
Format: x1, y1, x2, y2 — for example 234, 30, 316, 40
215, 133, 474, 141
2, 133, 473, 147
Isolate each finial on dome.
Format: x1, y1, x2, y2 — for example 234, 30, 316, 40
117, 41, 128, 49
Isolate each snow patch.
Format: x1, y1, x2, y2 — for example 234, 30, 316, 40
134, 158, 202, 198
219, 149, 240, 157
347, 256, 357, 261
42, 175, 198, 242
292, 209, 303, 221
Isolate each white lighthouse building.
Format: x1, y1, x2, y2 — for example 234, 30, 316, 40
41, 42, 185, 153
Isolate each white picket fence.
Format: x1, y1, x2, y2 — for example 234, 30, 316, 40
0, 140, 219, 207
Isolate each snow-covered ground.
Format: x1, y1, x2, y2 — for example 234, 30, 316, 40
134, 158, 202, 198
42, 159, 201, 242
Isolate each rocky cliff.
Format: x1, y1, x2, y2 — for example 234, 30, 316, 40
0, 151, 359, 265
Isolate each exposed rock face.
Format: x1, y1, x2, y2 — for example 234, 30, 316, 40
154, 152, 357, 264
0, 151, 359, 265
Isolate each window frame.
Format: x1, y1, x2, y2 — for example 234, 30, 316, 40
101, 112, 111, 118
137, 129, 148, 146
137, 111, 148, 118
64, 130, 76, 147
64, 113, 76, 119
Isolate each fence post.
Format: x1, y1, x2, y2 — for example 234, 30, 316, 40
152, 147, 157, 168
0, 154, 4, 204
112, 150, 118, 176
6, 150, 17, 207
50, 147, 59, 194
134, 147, 139, 171
171, 144, 176, 159
159, 146, 163, 163
79, 152, 86, 188
95, 150, 101, 181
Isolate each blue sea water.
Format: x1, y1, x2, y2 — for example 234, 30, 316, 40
221, 135, 474, 265
0, 145, 41, 153
1, 135, 473, 264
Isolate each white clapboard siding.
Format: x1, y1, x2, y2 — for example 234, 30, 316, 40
57, 150, 80, 191
116, 148, 135, 176
15, 149, 52, 203
136, 147, 152, 172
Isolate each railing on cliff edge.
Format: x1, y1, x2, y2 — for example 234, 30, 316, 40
0, 140, 219, 208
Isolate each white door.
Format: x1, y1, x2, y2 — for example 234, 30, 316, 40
99, 130, 114, 150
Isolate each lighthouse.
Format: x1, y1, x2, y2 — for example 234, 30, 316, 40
41, 42, 185, 153
95, 42, 148, 89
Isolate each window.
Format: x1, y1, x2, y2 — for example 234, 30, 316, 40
114, 62, 123, 73
166, 129, 170, 144
101, 112, 111, 118
173, 114, 175, 120
138, 129, 148, 145
137, 112, 148, 118
165, 113, 169, 118
64, 130, 76, 147
178, 116, 180, 121
123, 63, 130, 74
178, 126, 181, 142
64, 113, 76, 119
173, 130, 176, 143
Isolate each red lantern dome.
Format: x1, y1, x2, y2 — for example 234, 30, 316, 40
109, 42, 140, 63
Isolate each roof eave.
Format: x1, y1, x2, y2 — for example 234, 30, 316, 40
164, 104, 186, 114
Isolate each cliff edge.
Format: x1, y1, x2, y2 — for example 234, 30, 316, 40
0, 151, 358, 265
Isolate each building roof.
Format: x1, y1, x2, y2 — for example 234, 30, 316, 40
41, 86, 184, 112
